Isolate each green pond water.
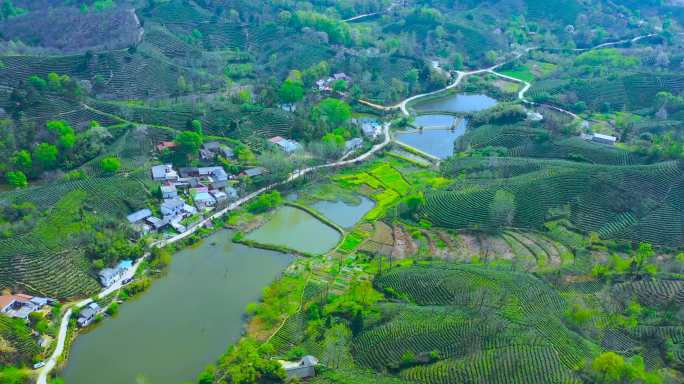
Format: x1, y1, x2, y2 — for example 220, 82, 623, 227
61, 231, 292, 384
413, 114, 457, 128
414, 93, 498, 113
396, 119, 468, 159
311, 196, 375, 228
245, 206, 341, 254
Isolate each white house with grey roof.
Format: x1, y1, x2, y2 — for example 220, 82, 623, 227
269, 136, 301, 154
161, 197, 185, 218
356, 118, 382, 139
194, 192, 216, 209
127, 209, 152, 224
198, 166, 228, 189
345, 138, 363, 152
160, 185, 178, 199
591, 133, 617, 145
151, 164, 178, 182
279, 355, 319, 379
77, 302, 101, 327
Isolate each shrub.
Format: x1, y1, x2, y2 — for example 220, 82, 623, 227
247, 191, 282, 214
470, 104, 526, 126
106, 302, 119, 316
5, 171, 27, 188
99, 156, 121, 174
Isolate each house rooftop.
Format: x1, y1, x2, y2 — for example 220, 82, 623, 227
194, 192, 215, 203
151, 164, 176, 180
14, 293, 33, 302
99, 268, 119, 280
162, 197, 185, 209
269, 136, 301, 153
212, 191, 228, 200
244, 167, 265, 177
593, 133, 617, 142
79, 307, 96, 320
156, 141, 176, 151
127, 209, 152, 224
345, 137, 363, 151
0, 295, 15, 310
146, 216, 168, 229
198, 167, 228, 181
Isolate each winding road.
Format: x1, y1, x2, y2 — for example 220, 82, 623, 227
37, 258, 144, 384
360, 33, 658, 121
35, 123, 390, 384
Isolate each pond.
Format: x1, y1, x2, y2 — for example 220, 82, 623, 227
395, 119, 468, 159
311, 195, 375, 228
61, 231, 292, 384
413, 114, 457, 129
245, 205, 341, 254
414, 93, 498, 113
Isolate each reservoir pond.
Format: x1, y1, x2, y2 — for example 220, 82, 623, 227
61, 231, 292, 384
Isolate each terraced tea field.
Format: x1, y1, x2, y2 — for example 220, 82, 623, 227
0, 176, 148, 298
361, 264, 596, 382
425, 157, 684, 246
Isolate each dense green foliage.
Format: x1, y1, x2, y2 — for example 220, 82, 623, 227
247, 191, 282, 214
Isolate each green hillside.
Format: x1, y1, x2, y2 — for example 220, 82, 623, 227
424, 158, 684, 246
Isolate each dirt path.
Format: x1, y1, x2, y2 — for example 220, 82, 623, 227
360, 33, 657, 120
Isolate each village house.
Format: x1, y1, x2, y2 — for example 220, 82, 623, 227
179, 166, 229, 189
155, 141, 176, 152
151, 164, 179, 182
98, 260, 133, 288
242, 167, 266, 178
278, 103, 296, 112
200, 141, 234, 161
127, 209, 152, 224
224, 187, 239, 201
199, 167, 229, 189
211, 190, 228, 204
279, 355, 319, 379
77, 302, 101, 328
161, 185, 178, 199
0, 293, 54, 321
345, 137, 363, 152
269, 136, 302, 154
127, 208, 153, 238
590, 133, 617, 145
526, 111, 544, 122
146, 216, 169, 231
355, 118, 382, 139
169, 216, 187, 233
316, 73, 352, 92
194, 191, 216, 209
161, 197, 185, 218
179, 167, 198, 179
